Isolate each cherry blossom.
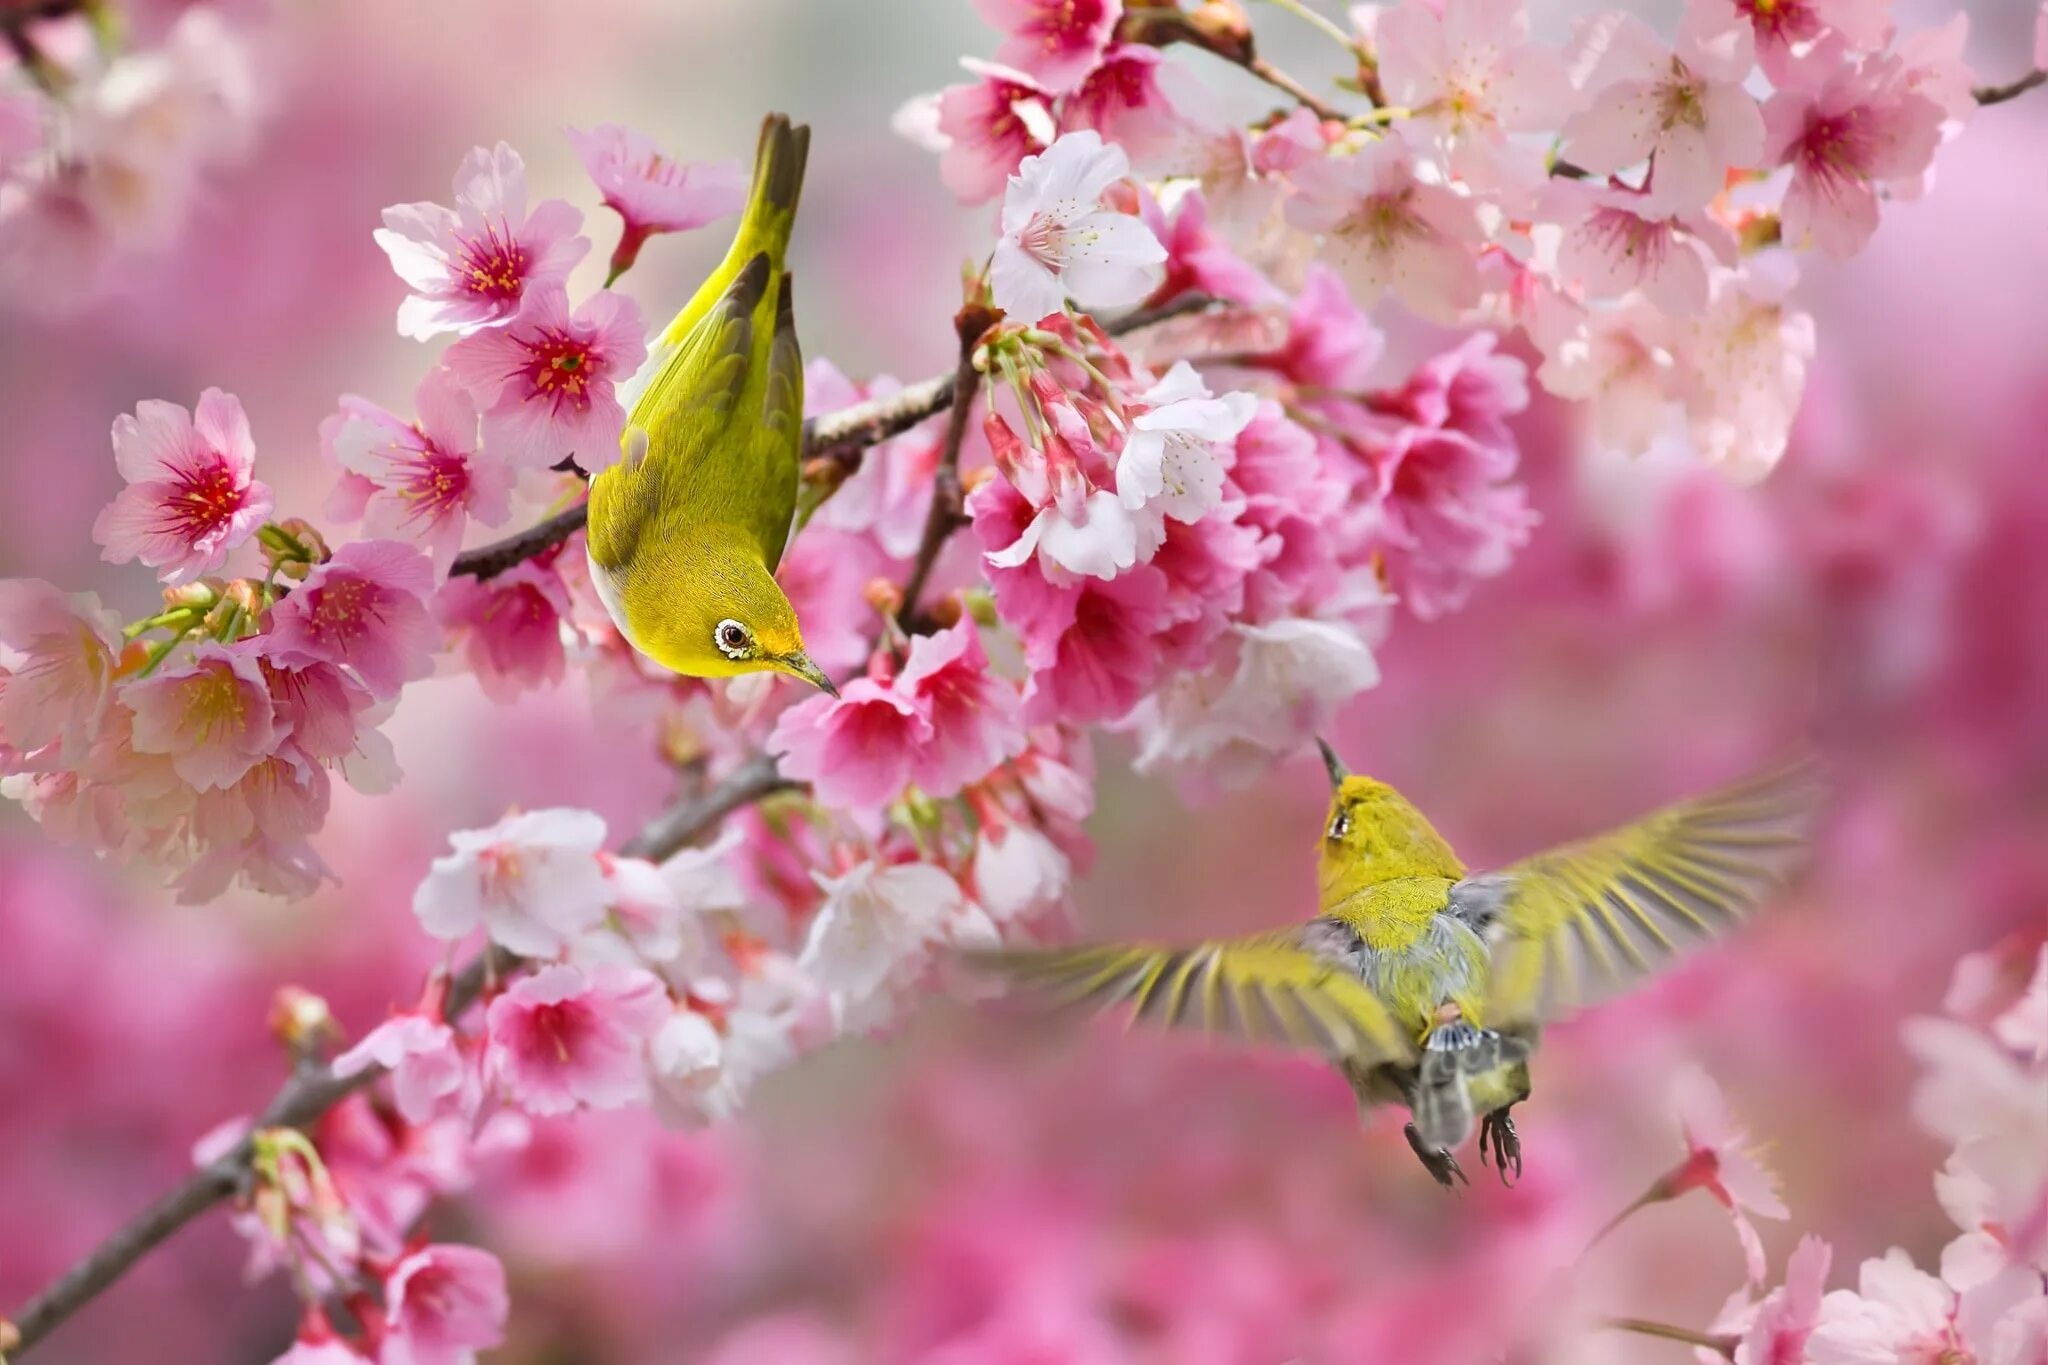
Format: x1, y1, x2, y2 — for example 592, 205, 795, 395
1006, 564, 1172, 726
1720, 0, 1893, 88
1763, 55, 1945, 260
1727, 1235, 1832, 1365
412, 808, 614, 957
265, 539, 439, 699
896, 619, 1026, 797
122, 640, 278, 791
1116, 361, 1258, 526
94, 388, 272, 586
433, 561, 577, 702
801, 859, 968, 1017
1678, 260, 1816, 482
1142, 187, 1283, 309
381, 1242, 510, 1365
1286, 134, 1486, 324
904, 59, 1056, 206
1810, 1247, 2041, 1365
567, 123, 746, 280
1549, 184, 1733, 316
485, 963, 670, 1115
1059, 44, 1192, 168
978, 418, 1144, 582
991, 131, 1165, 324
971, 818, 1072, 923
1375, 0, 1576, 179
1560, 8, 1765, 214
374, 142, 589, 340
441, 284, 646, 471
332, 1012, 470, 1126
1659, 1069, 1789, 1284
0, 579, 121, 760
1268, 264, 1385, 390
973, 0, 1121, 95
768, 679, 933, 811
324, 370, 512, 577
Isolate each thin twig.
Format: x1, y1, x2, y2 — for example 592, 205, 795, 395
447, 295, 1221, 584
1601, 1317, 1738, 1359
1243, 53, 1347, 123
896, 305, 997, 628
1, 755, 789, 1358
1974, 69, 2047, 106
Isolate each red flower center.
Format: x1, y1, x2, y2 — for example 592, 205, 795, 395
525, 333, 595, 409
166, 459, 247, 541
460, 223, 530, 301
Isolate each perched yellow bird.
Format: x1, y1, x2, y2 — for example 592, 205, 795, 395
586, 114, 835, 693
975, 742, 1819, 1186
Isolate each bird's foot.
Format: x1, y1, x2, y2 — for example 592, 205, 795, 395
1404, 1122, 1468, 1190
1478, 1109, 1522, 1186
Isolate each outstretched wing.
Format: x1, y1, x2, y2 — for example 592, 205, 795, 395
968, 921, 1414, 1065
1451, 762, 1822, 1027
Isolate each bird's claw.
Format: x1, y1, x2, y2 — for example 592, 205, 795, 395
1478, 1110, 1522, 1186
1404, 1123, 1469, 1191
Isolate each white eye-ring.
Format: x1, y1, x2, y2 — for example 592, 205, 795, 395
1327, 808, 1352, 841
714, 619, 751, 659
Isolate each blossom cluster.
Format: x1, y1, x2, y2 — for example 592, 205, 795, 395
0, 4, 263, 313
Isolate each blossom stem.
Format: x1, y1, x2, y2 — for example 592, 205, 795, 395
1241, 53, 1348, 123
1601, 1317, 1738, 1358
897, 304, 997, 629
447, 294, 1221, 583
1974, 70, 2048, 107
1256, 0, 1357, 53
1578, 1188, 1666, 1263
0, 754, 790, 1358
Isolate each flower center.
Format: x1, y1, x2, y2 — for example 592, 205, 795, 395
182, 665, 247, 740
1017, 213, 1068, 270
1658, 68, 1707, 131
166, 459, 246, 541
526, 333, 596, 407
312, 577, 372, 646
460, 223, 530, 301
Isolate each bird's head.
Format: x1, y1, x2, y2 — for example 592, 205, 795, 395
606, 551, 837, 695
1313, 737, 1463, 885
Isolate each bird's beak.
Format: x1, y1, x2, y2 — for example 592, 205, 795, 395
780, 652, 838, 697
1316, 736, 1348, 790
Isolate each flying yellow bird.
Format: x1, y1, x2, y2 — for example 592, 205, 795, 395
974, 742, 1819, 1186
586, 114, 835, 694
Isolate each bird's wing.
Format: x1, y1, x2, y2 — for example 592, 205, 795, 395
1449, 762, 1822, 1027
587, 254, 771, 573
968, 920, 1414, 1065
751, 270, 803, 570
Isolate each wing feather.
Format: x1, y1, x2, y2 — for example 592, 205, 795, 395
1451, 761, 1821, 1027
968, 926, 1413, 1065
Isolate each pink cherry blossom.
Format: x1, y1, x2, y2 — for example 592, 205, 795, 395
1679, 260, 1816, 481
597, 851, 701, 967
255, 653, 375, 770
123, 641, 278, 791
412, 807, 614, 956
1268, 264, 1385, 390
0, 579, 121, 760
433, 561, 576, 702
973, 0, 1121, 95
485, 963, 669, 1115
1561, 8, 1765, 213
566, 123, 745, 280
802, 859, 967, 1015
1722, 0, 1892, 88
1006, 563, 1172, 726
1994, 947, 2048, 1063
906, 59, 1056, 206
1286, 134, 1487, 324
767, 678, 933, 810
1116, 362, 1259, 526
1810, 1247, 2042, 1365
381, 1243, 509, 1365
323, 370, 513, 577
992, 131, 1165, 324
265, 539, 439, 699
897, 620, 1026, 798
1376, 0, 1576, 178
271, 1309, 366, 1365
373, 142, 590, 340
441, 284, 646, 471
1142, 187, 1282, 309
1894, 14, 1976, 128
1732, 1235, 1831, 1365
804, 362, 939, 560
972, 816, 1072, 923
332, 1012, 468, 1125
1763, 55, 1944, 260
93, 388, 273, 586
978, 418, 1144, 583
1658, 1069, 1789, 1284
1059, 45, 1189, 168
1548, 182, 1734, 316
1534, 297, 1683, 457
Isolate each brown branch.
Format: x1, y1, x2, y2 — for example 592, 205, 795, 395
1, 754, 789, 1358
447, 295, 1221, 584
896, 304, 998, 628
1242, 53, 1347, 123
1975, 70, 2047, 106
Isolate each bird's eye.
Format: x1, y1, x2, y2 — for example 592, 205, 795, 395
1327, 807, 1352, 841
713, 619, 752, 659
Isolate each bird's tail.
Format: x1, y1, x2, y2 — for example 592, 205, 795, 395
660, 113, 810, 349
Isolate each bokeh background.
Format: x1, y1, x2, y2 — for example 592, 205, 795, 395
3, 0, 2045, 1360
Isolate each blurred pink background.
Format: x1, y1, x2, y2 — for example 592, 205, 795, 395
3, 0, 2044, 1360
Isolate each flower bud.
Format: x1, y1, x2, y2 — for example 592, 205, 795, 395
863, 577, 905, 618
269, 985, 337, 1055
162, 579, 221, 612
927, 594, 964, 629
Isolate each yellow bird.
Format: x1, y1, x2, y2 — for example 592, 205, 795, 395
975, 742, 1819, 1186
586, 114, 835, 694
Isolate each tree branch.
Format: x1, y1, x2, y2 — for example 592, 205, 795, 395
1975, 69, 2047, 107
447, 295, 1221, 583
896, 305, 998, 628
1, 754, 790, 1358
